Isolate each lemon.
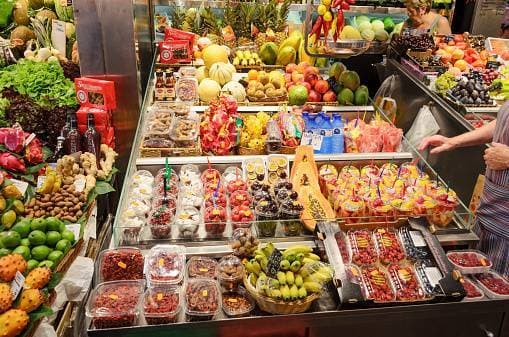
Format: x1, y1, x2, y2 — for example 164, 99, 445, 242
322, 0, 332, 6
323, 11, 333, 22
317, 4, 327, 15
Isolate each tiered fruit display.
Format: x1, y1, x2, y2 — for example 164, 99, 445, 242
435, 35, 488, 71
343, 15, 398, 43
200, 96, 240, 155
245, 243, 333, 301
240, 112, 271, 151
0, 254, 54, 337
450, 71, 494, 106
232, 50, 262, 67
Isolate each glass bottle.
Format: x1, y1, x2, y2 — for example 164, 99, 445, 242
64, 114, 81, 154
83, 113, 101, 161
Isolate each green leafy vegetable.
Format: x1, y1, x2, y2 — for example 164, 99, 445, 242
0, 59, 77, 108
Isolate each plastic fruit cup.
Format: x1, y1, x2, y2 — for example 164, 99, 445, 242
426, 200, 458, 227
201, 169, 221, 184
340, 198, 366, 224
230, 206, 254, 230
414, 197, 437, 217
255, 207, 279, 237
369, 200, 395, 223
279, 208, 303, 236
204, 206, 227, 237
227, 179, 248, 194
361, 165, 380, 180
391, 199, 415, 219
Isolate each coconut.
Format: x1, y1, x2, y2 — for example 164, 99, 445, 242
29, 0, 44, 9
10, 25, 36, 45
35, 9, 58, 22
13, 0, 29, 26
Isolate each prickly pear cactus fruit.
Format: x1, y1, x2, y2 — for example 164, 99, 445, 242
0, 254, 26, 282
0, 283, 12, 314
0, 309, 29, 337
24, 267, 51, 290
15, 289, 43, 313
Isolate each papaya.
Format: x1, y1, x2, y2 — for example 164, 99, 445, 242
278, 31, 302, 53
290, 146, 319, 182
276, 46, 296, 66
260, 42, 278, 65
298, 38, 315, 66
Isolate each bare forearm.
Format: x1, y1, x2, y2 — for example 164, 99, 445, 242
450, 120, 496, 148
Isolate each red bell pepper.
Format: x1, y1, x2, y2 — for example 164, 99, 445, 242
341, 2, 350, 10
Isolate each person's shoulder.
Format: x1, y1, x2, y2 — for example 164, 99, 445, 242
437, 14, 449, 24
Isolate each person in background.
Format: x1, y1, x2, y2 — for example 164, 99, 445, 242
419, 102, 509, 277
403, 0, 452, 35
500, 22, 509, 39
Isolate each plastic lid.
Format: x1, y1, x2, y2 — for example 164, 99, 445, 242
146, 245, 186, 285
175, 206, 202, 226
217, 255, 244, 282
187, 256, 218, 279
222, 287, 255, 317
98, 247, 144, 283
143, 285, 181, 318
86, 280, 144, 319
170, 116, 199, 142
185, 278, 220, 316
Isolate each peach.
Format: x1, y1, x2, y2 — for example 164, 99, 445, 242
454, 59, 468, 72
452, 49, 464, 61
286, 63, 297, 74
292, 71, 304, 83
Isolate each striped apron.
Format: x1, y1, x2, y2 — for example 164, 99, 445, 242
474, 102, 509, 277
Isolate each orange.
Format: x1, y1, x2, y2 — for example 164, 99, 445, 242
248, 69, 258, 81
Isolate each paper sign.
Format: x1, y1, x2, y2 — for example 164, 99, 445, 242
36, 175, 46, 190
266, 249, 283, 278
409, 231, 426, 247
73, 177, 86, 193
10, 179, 28, 196
424, 267, 442, 287
66, 223, 81, 240
311, 134, 323, 151
11, 271, 25, 300
24, 133, 36, 147
300, 131, 312, 146
51, 19, 66, 56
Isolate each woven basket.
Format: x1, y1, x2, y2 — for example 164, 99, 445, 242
238, 146, 265, 155
280, 145, 297, 154
140, 138, 202, 157
243, 275, 318, 314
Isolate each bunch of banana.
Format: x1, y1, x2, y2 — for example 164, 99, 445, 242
37, 167, 62, 194
244, 243, 333, 302
232, 50, 262, 67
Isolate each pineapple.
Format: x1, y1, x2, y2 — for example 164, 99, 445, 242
254, 0, 290, 47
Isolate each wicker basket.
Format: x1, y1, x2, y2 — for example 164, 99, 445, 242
280, 145, 297, 154
243, 275, 319, 314
140, 138, 202, 157
238, 146, 265, 155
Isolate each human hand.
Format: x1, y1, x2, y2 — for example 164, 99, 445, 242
418, 135, 457, 154
484, 142, 509, 170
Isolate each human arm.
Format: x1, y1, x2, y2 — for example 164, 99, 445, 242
419, 120, 496, 154
484, 142, 509, 170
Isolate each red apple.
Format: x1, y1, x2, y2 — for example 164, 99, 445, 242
323, 90, 337, 102
304, 72, 318, 87
286, 63, 297, 74
314, 79, 330, 94
292, 71, 304, 83
284, 73, 292, 83
308, 90, 322, 102
300, 81, 312, 92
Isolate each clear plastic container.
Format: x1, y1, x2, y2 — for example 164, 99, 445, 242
151, 195, 177, 212
185, 278, 221, 321
131, 170, 154, 188
148, 203, 176, 239
155, 168, 179, 186
230, 205, 254, 230
130, 186, 153, 204
179, 165, 202, 189
387, 264, 426, 301
170, 115, 199, 147
98, 247, 144, 283
155, 179, 179, 198
176, 76, 198, 102
125, 198, 151, 218
345, 264, 368, 299
217, 255, 244, 291
86, 280, 144, 329
227, 178, 248, 194
266, 155, 289, 184
446, 250, 492, 274
373, 228, 406, 265
145, 108, 173, 138
179, 187, 204, 209
230, 228, 259, 259
255, 201, 279, 237
348, 230, 378, 266
222, 166, 243, 184
204, 205, 227, 237
243, 157, 266, 184
143, 285, 181, 325
146, 245, 186, 285
334, 231, 351, 264
179, 66, 196, 77
187, 256, 218, 279
229, 190, 252, 208
222, 287, 255, 318
204, 191, 227, 209
201, 168, 221, 184
279, 202, 303, 236
462, 277, 484, 301
473, 271, 509, 299
175, 206, 201, 238
360, 266, 395, 302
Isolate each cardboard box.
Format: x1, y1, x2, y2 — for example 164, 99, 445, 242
75, 77, 117, 110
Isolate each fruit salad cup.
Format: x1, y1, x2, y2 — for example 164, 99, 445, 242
230, 205, 254, 230
148, 204, 176, 239
361, 267, 395, 302
155, 168, 179, 187
413, 196, 437, 218
204, 190, 227, 209
204, 205, 227, 238
360, 165, 380, 181
340, 196, 366, 224
427, 188, 459, 227
339, 165, 360, 180
201, 168, 221, 185
229, 190, 252, 208
279, 200, 304, 236
255, 200, 279, 237
227, 178, 248, 194
175, 206, 201, 238
368, 198, 395, 223
391, 198, 415, 219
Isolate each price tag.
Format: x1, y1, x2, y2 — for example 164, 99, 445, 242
409, 231, 427, 247
157, 293, 163, 301
10, 271, 24, 300
117, 261, 127, 269
10, 179, 28, 196
51, 19, 66, 56
266, 249, 283, 278
300, 131, 312, 146
109, 294, 118, 300
24, 133, 36, 147
202, 290, 208, 297
311, 134, 323, 151
424, 267, 442, 287
36, 175, 46, 189
65, 223, 81, 241
73, 177, 86, 193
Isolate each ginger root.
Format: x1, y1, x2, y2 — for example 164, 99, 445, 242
80, 152, 98, 176
84, 174, 96, 196
56, 156, 76, 177
97, 145, 118, 180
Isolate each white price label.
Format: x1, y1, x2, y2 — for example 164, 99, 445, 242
11, 271, 25, 300
73, 177, 86, 193
409, 231, 427, 247
424, 267, 442, 288
311, 134, 323, 151
66, 223, 81, 240
36, 175, 46, 189
10, 179, 28, 196
24, 133, 36, 147
51, 19, 66, 57
300, 131, 312, 146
